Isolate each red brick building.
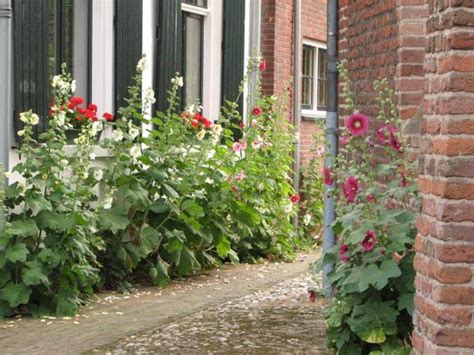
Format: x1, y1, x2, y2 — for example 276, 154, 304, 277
261, 0, 328, 166
339, 0, 474, 353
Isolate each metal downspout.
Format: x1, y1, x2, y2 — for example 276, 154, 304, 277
323, 0, 338, 298
0, 0, 12, 172
292, 0, 302, 228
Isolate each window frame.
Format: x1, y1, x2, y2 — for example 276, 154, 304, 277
301, 39, 327, 120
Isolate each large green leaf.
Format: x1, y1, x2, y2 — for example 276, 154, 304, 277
139, 225, 162, 255
22, 260, 50, 286
35, 211, 77, 232
398, 292, 414, 316
26, 194, 52, 213
149, 199, 170, 214
6, 243, 29, 263
98, 207, 130, 233
8, 219, 39, 237
230, 201, 261, 227
358, 328, 386, 344
216, 236, 231, 257
177, 247, 200, 275
182, 200, 205, 218
0, 281, 31, 307
150, 258, 170, 288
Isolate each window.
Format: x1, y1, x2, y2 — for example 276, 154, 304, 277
301, 41, 327, 118
182, 13, 204, 105
183, 0, 207, 7
13, 0, 92, 140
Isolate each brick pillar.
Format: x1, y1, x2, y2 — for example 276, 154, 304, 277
413, 1, 474, 353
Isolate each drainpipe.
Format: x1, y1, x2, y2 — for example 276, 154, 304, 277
0, 0, 12, 173
323, 0, 338, 298
292, 0, 302, 228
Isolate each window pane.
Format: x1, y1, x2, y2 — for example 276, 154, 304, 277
183, 0, 207, 8
72, 0, 90, 101
317, 48, 327, 110
183, 14, 203, 105
301, 45, 314, 109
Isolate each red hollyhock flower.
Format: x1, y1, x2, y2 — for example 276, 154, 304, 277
345, 113, 369, 136
77, 107, 86, 115
84, 109, 97, 121
102, 112, 114, 121
323, 167, 334, 185
68, 96, 84, 109
239, 122, 245, 129
343, 176, 360, 203
259, 59, 267, 72
290, 194, 301, 204
201, 118, 212, 129
181, 112, 191, 119
191, 120, 199, 128
361, 230, 377, 252
308, 290, 317, 303
339, 244, 349, 262
252, 107, 263, 116
87, 103, 98, 112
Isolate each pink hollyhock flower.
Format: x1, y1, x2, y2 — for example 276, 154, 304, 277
308, 290, 317, 303
252, 140, 262, 149
232, 142, 242, 153
290, 194, 301, 204
239, 122, 245, 129
345, 113, 369, 136
239, 140, 248, 150
252, 107, 263, 116
316, 145, 325, 157
361, 230, 377, 252
343, 176, 360, 203
235, 171, 246, 181
251, 119, 258, 126
339, 135, 351, 147
339, 244, 349, 262
323, 167, 334, 185
259, 59, 267, 72
366, 194, 375, 203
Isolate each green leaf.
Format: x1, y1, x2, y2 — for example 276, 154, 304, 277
22, 260, 50, 286
26, 194, 52, 212
98, 207, 130, 233
140, 225, 161, 255
398, 292, 414, 316
0, 300, 13, 318
151, 258, 170, 288
123, 183, 150, 210
6, 243, 29, 263
182, 200, 205, 218
378, 260, 402, 289
230, 201, 261, 227
35, 211, 77, 232
358, 264, 380, 292
9, 219, 39, 237
216, 236, 231, 257
358, 328, 386, 344
162, 184, 179, 199
177, 247, 200, 275
0, 281, 31, 307
0, 271, 11, 287
150, 199, 170, 214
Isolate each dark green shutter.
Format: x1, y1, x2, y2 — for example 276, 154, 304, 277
221, 0, 245, 114
115, 0, 143, 111
156, 0, 183, 112
13, 0, 50, 141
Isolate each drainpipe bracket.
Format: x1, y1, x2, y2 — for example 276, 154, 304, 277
328, 61, 339, 73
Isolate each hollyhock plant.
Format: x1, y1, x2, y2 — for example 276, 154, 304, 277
343, 176, 360, 203
361, 230, 377, 251
103, 112, 114, 121
345, 113, 369, 136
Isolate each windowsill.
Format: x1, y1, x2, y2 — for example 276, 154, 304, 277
301, 110, 326, 121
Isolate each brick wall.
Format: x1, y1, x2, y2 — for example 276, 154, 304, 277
413, 1, 474, 353
261, 0, 327, 166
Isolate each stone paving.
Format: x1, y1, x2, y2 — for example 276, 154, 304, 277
94, 276, 328, 354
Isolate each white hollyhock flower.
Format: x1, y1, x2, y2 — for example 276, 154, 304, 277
130, 144, 142, 159
144, 88, 156, 104
30, 113, 39, 125
113, 129, 124, 142
196, 130, 206, 141
19, 112, 29, 123
171, 76, 184, 87
17, 130, 25, 137
212, 124, 223, 136
56, 111, 66, 126
284, 204, 293, 213
94, 169, 103, 182
129, 126, 140, 139
303, 214, 312, 226
205, 177, 214, 184
102, 197, 113, 210
82, 172, 89, 179
71, 80, 76, 93
89, 153, 96, 160
137, 56, 147, 72
51, 75, 62, 88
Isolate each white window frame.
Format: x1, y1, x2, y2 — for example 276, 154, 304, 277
301, 39, 327, 119
181, 0, 222, 122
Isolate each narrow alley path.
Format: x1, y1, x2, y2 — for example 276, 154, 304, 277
0, 254, 327, 354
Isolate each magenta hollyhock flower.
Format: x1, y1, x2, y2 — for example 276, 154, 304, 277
361, 230, 377, 252
339, 244, 349, 262
345, 113, 369, 136
343, 176, 360, 203
340, 135, 351, 146
323, 167, 334, 185
389, 131, 401, 151
308, 290, 317, 303
400, 172, 408, 187
376, 124, 395, 145
232, 142, 242, 153
366, 194, 375, 203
